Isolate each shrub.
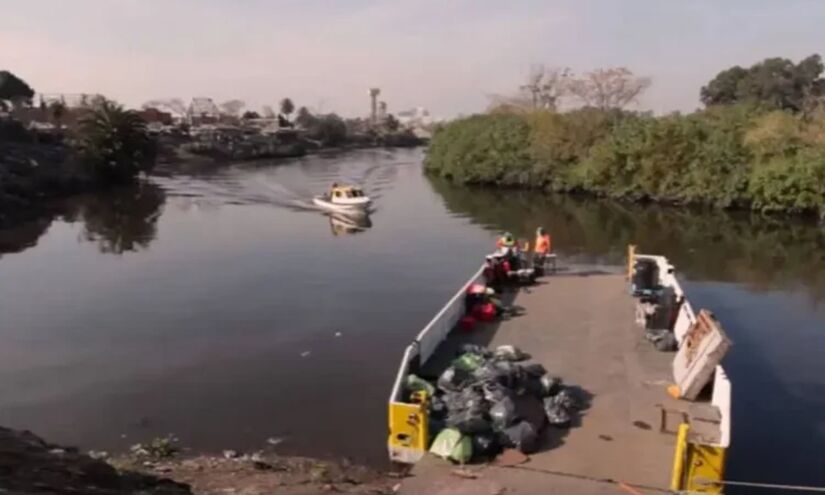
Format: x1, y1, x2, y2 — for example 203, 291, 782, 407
74, 100, 155, 183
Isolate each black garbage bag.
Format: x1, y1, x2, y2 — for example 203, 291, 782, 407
481, 380, 511, 403
522, 363, 547, 377
446, 408, 492, 434
499, 421, 539, 454
513, 394, 547, 431
459, 343, 493, 358
539, 374, 562, 397
437, 366, 472, 393
428, 395, 449, 420
444, 386, 488, 415
493, 360, 526, 389
472, 363, 502, 384
471, 432, 501, 460
522, 373, 547, 398
489, 396, 517, 430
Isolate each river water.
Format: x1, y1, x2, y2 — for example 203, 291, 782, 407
0, 148, 823, 490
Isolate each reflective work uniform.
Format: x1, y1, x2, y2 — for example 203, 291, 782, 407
534, 233, 551, 255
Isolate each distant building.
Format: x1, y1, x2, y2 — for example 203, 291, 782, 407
397, 107, 432, 127
187, 97, 220, 126
36, 93, 105, 108
138, 107, 173, 125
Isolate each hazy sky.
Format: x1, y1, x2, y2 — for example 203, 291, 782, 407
2, 0, 824, 117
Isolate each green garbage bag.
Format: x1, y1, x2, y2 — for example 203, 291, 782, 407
452, 353, 486, 372
429, 427, 473, 463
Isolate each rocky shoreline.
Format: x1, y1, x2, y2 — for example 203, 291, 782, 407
0, 426, 399, 495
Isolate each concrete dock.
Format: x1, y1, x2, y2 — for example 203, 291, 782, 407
401, 269, 688, 495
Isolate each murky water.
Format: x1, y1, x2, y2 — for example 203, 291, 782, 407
0, 148, 823, 490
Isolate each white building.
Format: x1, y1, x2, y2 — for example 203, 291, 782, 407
396, 107, 433, 127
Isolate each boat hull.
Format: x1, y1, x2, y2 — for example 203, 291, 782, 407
313, 196, 371, 213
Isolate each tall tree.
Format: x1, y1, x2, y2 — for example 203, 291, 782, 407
701, 54, 825, 112
567, 67, 651, 110
280, 98, 295, 117
0, 70, 35, 109
49, 99, 67, 128
295, 106, 317, 128
490, 65, 572, 113
519, 65, 572, 110
385, 114, 400, 132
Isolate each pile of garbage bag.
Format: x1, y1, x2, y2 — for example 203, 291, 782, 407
406, 344, 583, 463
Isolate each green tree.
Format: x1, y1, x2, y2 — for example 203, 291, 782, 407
75, 99, 156, 183
310, 114, 347, 146
0, 70, 35, 110
295, 106, 317, 129
701, 54, 825, 111
385, 114, 400, 132
50, 99, 67, 128
280, 98, 295, 117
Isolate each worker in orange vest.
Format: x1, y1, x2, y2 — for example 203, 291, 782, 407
534, 227, 552, 275
535, 227, 551, 255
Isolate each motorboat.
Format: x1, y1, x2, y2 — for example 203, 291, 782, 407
313, 184, 371, 213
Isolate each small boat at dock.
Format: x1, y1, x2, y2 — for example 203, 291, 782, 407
313, 184, 371, 213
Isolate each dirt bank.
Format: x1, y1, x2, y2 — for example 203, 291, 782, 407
0, 426, 401, 495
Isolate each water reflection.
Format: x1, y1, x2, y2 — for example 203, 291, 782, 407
0, 181, 166, 257
328, 212, 372, 236
430, 179, 825, 301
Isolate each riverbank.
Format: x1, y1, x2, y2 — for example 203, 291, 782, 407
0, 425, 398, 495
425, 106, 825, 218
0, 140, 95, 228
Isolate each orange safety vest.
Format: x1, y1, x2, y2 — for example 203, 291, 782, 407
534, 234, 551, 254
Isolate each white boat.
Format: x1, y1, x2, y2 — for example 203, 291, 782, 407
313, 185, 371, 213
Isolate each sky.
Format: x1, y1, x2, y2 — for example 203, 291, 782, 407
2, 0, 825, 118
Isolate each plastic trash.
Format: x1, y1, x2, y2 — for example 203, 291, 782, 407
500, 421, 539, 454
428, 395, 449, 419
543, 396, 572, 428
553, 388, 581, 411
406, 374, 435, 397
452, 353, 486, 372
481, 380, 510, 403
446, 409, 492, 434
489, 396, 517, 430
437, 366, 472, 393
492, 360, 525, 389
522, 363, 547, 377
539, 374, 562, 397
459, 343, 492, 358
429, 428, 472, 463
493, 345, 529, 362
471, 432, 501, 459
